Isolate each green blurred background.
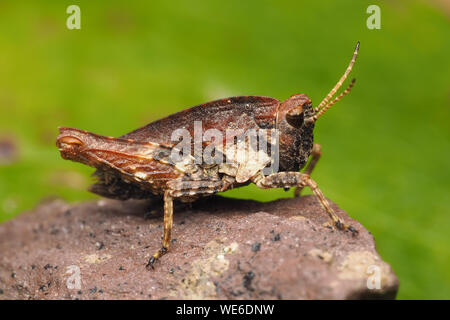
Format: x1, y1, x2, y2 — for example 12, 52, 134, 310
0, 0, 449, 299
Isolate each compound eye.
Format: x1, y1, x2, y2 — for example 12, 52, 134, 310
286, 105, 304, 128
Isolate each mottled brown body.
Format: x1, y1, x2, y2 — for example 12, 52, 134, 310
57, 42, 360, 268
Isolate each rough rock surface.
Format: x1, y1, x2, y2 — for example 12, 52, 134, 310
0, 195, 398, 300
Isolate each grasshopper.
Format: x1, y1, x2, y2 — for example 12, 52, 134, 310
57, 42, 360, 268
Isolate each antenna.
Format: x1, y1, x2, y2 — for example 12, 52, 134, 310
313, 78, 356, 120
313, 41, 360, 114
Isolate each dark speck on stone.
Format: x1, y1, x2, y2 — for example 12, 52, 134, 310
0, 289, 4, 294
119, 266, 124, 271
251, 242, 261, 252
273, 233, 281, 241
77, 290, 82, 295
96, 242, 105, 250
243, 271, 255, 291
44, 264, 52, 270
11, 272, 16, 278
231, 290, 243, 297
89, 287, 97, 294
49, 226, 59, 235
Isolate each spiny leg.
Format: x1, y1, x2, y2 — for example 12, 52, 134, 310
254, 172, 357, 235
295, 143, 322, 197
147, 190, 173, 269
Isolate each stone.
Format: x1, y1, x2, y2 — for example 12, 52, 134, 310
0, 195, 398, 299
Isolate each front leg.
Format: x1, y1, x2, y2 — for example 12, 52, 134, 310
254, 172, 357, 235
295, 143, 322, 197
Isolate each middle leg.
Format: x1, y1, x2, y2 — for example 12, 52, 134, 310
147, 190, 173, 269
295, 143, 322, 197
146, 178, 233, 269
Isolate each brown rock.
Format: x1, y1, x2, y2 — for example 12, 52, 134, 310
0, 195, 398, 300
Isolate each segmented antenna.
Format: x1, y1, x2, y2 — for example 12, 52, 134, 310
313, 78, 356, 120
313, 41, 360, 114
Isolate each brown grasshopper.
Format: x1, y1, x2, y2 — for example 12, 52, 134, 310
57, 42, 360, 268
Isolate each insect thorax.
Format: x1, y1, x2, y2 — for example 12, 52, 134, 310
280, 122, 314, 172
